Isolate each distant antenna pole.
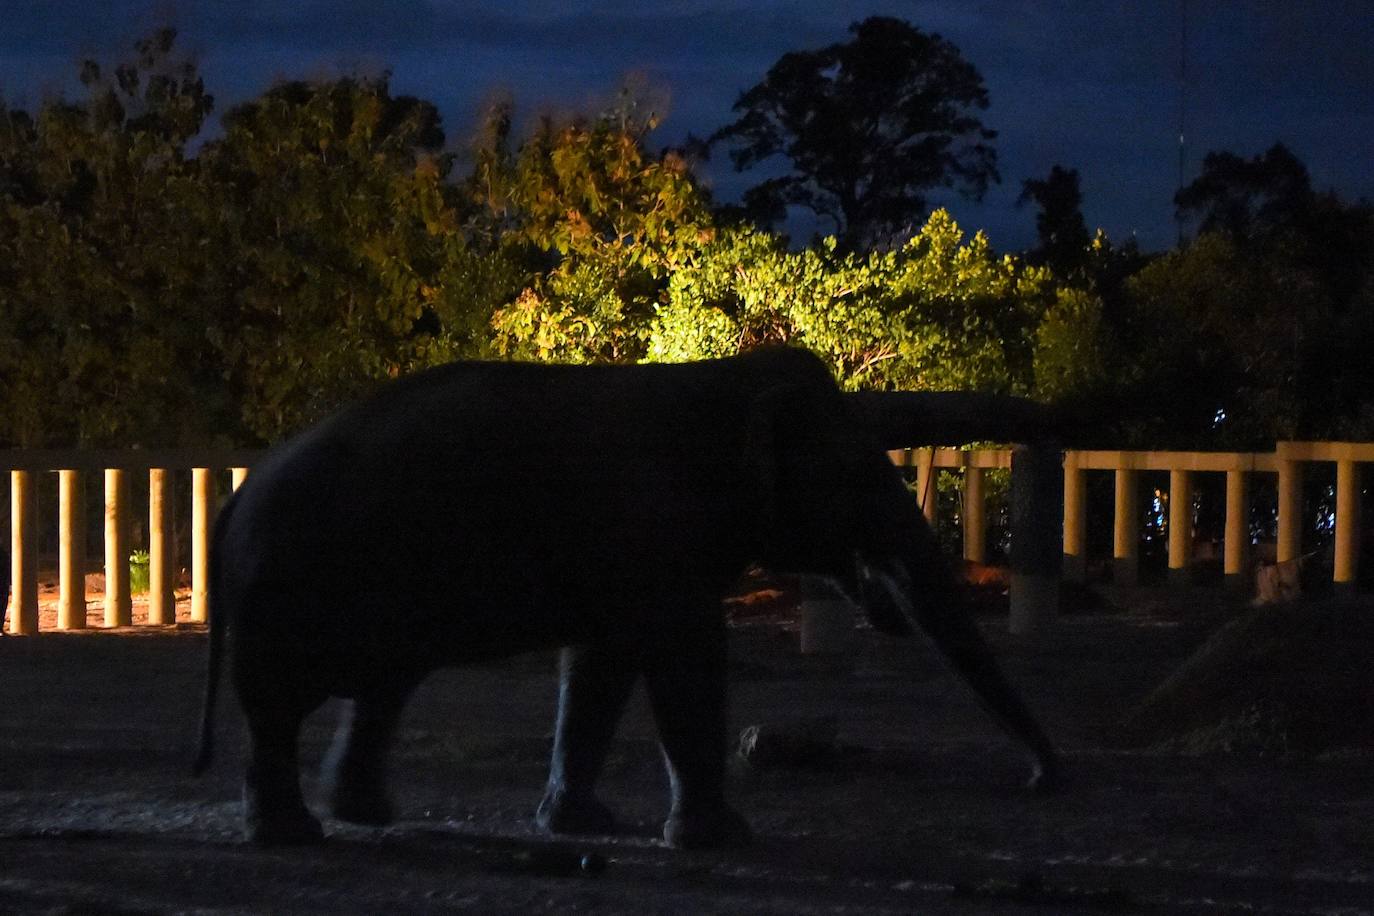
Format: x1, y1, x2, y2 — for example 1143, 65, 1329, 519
1177, 0, 1189, 246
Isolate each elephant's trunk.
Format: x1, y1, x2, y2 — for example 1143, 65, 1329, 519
846, 390, 1060, 448
856, 518, 1060, 790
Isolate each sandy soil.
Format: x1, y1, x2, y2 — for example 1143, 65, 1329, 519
2, 585, 1372, 914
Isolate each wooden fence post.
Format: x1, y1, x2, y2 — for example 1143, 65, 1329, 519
104, 468, 132, 627
915, 448, 937, 525
1224, 470, 1250, 592
1167, 469, 1193, 585
148, 468, 176, 625
58, 469, 86, 629
190, 468, 212, 623
962, 465, 986, 565
9, 470, 39, 634
1113, 468, 1139, 586
1334, 459, 1361, 593
1276, 459, 1303, 565
1062, 458, 1087, 583
231, 467, 249, 491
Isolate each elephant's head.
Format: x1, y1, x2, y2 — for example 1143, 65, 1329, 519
746, 378, 1061, 789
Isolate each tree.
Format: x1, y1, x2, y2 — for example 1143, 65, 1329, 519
483, 94, 714, 363
1175, 143, 1316, 240
709, 16, 997, 251
0, 28, 222, 447
200, 75, 516, 441
1017, 165, 1091, 279
1161, 144, 1374, 441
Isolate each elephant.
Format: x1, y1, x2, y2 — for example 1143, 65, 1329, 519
192, 346, 1060, 848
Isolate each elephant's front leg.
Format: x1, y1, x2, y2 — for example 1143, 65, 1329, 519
537, 643, 638, 836
240, 687, 328, 846
322, 681, 418, 826
643, 615, 751, 850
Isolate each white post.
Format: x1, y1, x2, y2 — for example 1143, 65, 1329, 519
799, 580, 853, 656
1010, 444, 1061, 635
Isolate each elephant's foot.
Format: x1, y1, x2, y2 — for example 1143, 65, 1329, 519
245, 807, 325, 847
1027, 752, 1063, 793
328, 783, 395, 827
663, 802, 752, 850
535, 786, 619, 836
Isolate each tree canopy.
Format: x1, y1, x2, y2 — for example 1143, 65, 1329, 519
2, 28, 1372, 453
709, 16, 998, 251
1018, 165, 1092, 280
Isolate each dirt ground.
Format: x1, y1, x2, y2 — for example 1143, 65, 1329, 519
2, 583, 1372, 914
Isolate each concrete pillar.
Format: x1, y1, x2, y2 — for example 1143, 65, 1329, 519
1224, 470, 1250, 592
148, 468, 176, 625
962, 466, 987, 565
231, 467, 249, 491
190, 468, 212, 623
1009, 444, 1062, 634
799, 580, 853, 655
1113, 468, 1139, 586
915, 449, 937, 526
58, 470, 87, 629
1167, 469, 1193, 586
1276, 459, 1303, 565
9, 470, 39, 634
104, 468, 132, 627
1334, 459, 1362, 593
1062, 463, 1088, 583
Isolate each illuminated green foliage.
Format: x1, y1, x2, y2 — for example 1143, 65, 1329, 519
483, 93, 713, 363
650, 210, 1061, 396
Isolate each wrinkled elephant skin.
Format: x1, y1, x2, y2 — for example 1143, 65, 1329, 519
194, 347, 1058, 848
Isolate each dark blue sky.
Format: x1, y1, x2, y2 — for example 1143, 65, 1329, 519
2, 1, 1370, 251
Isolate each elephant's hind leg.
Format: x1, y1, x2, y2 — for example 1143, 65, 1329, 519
537, 643, 637, 836
643, 617, 751, 850
322, 680, 417, 827
240, 687, 328, 846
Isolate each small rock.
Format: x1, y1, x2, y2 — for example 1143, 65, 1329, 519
738, 716, 839, 768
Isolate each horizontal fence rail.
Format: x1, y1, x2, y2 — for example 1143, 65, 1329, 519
2, 442, 1368, 635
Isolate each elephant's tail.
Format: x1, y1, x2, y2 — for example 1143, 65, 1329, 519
192, 488, 238, 777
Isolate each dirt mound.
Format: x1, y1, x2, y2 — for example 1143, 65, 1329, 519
1123, 597, 1374, 756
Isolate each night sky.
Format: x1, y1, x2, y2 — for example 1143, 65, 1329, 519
2, 0, 1370, 251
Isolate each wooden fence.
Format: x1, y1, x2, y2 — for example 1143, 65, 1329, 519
893, 440, 1369, 594
4, 450, 260, 635
2, 441, 1368, 635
